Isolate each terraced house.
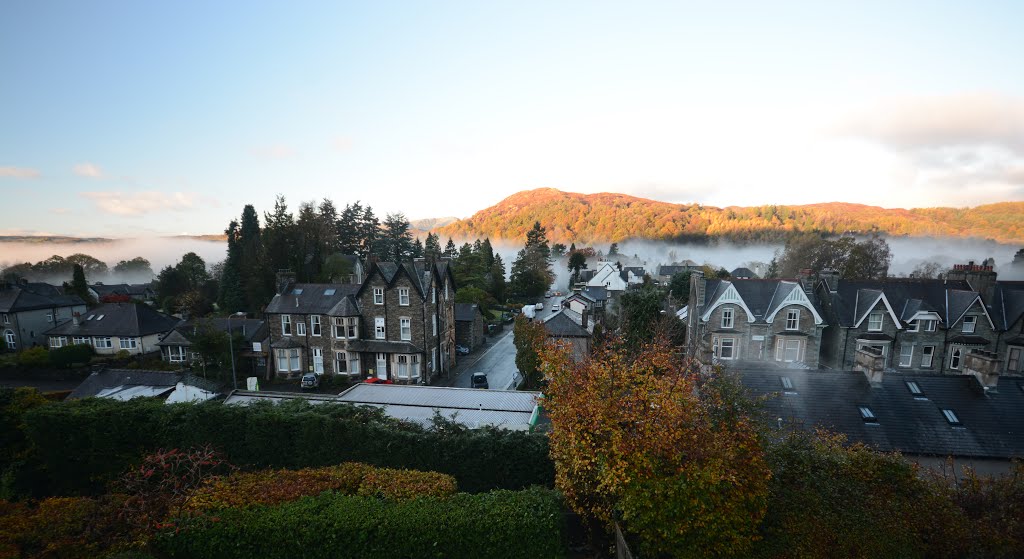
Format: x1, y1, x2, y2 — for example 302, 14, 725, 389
264, 259, 457, 384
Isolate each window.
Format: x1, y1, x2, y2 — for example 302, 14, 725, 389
907, 320, 919, 332
293, 288, 304, 295
373, 287, 384, 305
333, 317, 345, 339
432, 287, 436, 304
49, 336, 67, 348
432, 314, 437, 336
714, 337, 736, 360
276, 349, 300, 372
348, 352, 360, 375
346, 317, 358, 338
1009, 347, 1023, 373
921, 319, 937, 332
432, 348, 437, 372
169, 347, 187, 362
906, 381, 925, 398
962, 316, 977, 334
918, 345, 934, 368
289, 348, 300, 371
396, 355, 409, 379
336, 352, 349, 375
375, 353, 388, 378
3, 330, 14, 349
46, 312, 53, 323
412, 355, 420, 379
721, 307, 734, 329
783, 339, 801, 362
867, 311, 883, 332
296, 321, 306, 336
324, 288, 336, 296
950, 346, 962, 370
941, 408, 961, 426
786, 309, 800, 331
281, 315, 292, 336
375, 317, 385, 339
93, 337, 112, 349
311, 315, 321, 336
899, 344, 913, 368
400, 317, 411, 341
399, 288, 410, 306
857, 342, 888, 360
119, 337, 138, 350
96, 315, 104, 321
780, 376, 794, 392
72, 336, 89, 345
312, 348, 324, 374
1, 314, 8, 324
858, 406, 878, 423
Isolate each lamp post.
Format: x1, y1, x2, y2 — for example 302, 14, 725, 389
227, 311, 245, 391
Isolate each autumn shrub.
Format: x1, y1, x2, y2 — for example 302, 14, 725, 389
188, 462, 373, 511
930, 462, 1024, 558
16, 347, 49, 368
356, 466, 457, 500
0, 496, 128, 559
154, 487, 564, 559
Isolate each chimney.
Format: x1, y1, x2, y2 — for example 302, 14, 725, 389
854, 346, 885, 388
818, 269, 840, 293
72, 312, 81, 326
946, 261, 997, 302
581, 308, 589, 328
964, 349, 1000, 392
692, 270, 705, 311
796, 268, 815, 299
276, 269, 296, 295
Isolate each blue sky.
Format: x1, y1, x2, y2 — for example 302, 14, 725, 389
2, 1, 1023, 237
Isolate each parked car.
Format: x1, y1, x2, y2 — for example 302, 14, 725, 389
534, 302, 544, 311
544, 291, 552, 298
300, 372, 321, 390
470, 372, 489, 389
455, 344, 470, 356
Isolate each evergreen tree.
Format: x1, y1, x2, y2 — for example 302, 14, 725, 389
359, 206, 380, 260
490, 253, 506, 302
380, 213, 414, 261
424, 233, 442, 260
70, 264, 95, 306
295, 201, 323, 281
479, 238, 495, 269
263, 195, 295, 275
338, 201, 363, 255
218, 220, 245, 313
510, 222, 554, 297
412, 237, 424, 258
444, 238, 457, 259
318, 199, 340, 256
608, 242, 619, 257
239, 204, 268, 310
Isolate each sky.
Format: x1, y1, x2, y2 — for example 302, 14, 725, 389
2, 1, 1023, 238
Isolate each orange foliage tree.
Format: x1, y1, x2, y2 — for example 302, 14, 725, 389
540, 336, 771, 558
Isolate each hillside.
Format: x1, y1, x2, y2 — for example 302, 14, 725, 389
434, 188, 1024, 244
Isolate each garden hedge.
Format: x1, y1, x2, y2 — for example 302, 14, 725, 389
155, 487, 565, 559
23, 398, 554, 496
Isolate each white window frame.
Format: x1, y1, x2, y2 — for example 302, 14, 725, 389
296, 321, 306, 336
907, 320, 919, 332
169, 346, 187, 363
375, 353, 388, 379
400, 317, 412, 341
375, 317, 386, 340
3, 330, 14, 349
348, 351, 360, 376
720, 307, 734, 329
921, 345, 935, 368
432, 287, 436, 304
783, 339, 801, 362
867, 311, 883, 332
714, 336, 736, 360
281, 315, 291, 336
962, 316, 976, 334
46, 312, 53, 323
898, 344, 913, 368
398, 287, 410, 306
786, 309, 800, 331
333, 317, 345, 339
396, 354, 410, 379
373, 287, 384, 305
347, 317, 358, 339
922, 319, 937, 332
93, 337, 113, 349
336, 351, 347, 374
432, 313, 437, 336
431, 347, 437, 371
289, 348, 300, 371
72, 336, 89, 345
949, 346, 962, 370
49, 336, 67, 348
1008, 347, 1022, 373
312, 347, 323, 374
311, 315, 321, 337
119, 337, 138, 350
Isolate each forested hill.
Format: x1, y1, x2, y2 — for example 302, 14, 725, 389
433, 188, 1024, 244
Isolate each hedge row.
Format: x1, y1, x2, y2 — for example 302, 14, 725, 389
22, 398, 554, 496
188, 463, 456, 511
155, 488, 565, 559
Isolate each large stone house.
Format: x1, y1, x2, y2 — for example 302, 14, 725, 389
454, 303, 485, 352
263, 260, 457, 384
156, 318, 270, 377
0, 281, 86, 351
44, 302, 179, 356
685, 271, 827, 368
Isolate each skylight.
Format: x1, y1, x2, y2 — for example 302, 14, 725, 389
293, 288, 304, 295
96, 315, 104, 321
324, 289, 336, 296
858, 406, 878, 423
905, 381, 926, 399
86, 315, 94, 320
780, 376, 794, 391
941, 409, 961, 426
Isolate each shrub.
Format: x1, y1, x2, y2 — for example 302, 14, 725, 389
155, 487, 565, 559
16, 347, 49, 368
188, 462, 374, 512
0, 387, 51, 499
356, 466, 457, 500
0, 496, 126, 559
49, 343, 93, 368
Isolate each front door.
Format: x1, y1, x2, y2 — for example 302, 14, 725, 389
376, 353, 388, 380
312, 348, 324, 374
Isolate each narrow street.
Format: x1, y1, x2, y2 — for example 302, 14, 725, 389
443, 326, 520, 390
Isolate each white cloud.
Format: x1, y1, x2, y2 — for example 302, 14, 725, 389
0, 166, 41, 178
73, 162, 104, 178
332, 137, 354, 152
80, 191, 198, 216
250, 144, 296, 159
50, 208, 71, 215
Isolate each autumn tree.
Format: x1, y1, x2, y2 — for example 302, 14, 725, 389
513, 315, 547, 389
540, 336, 770, 558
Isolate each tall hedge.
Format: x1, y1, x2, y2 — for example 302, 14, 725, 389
23, 398, 554, 496
154, 488, 565, 559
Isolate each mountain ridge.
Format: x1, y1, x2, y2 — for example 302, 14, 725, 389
433, 188, 1024, 244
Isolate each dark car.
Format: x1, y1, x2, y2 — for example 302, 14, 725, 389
470, 372, 489, 389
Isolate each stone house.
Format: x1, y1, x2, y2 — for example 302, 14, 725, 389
685, 271, 826, 368
542, 311, 591, 362
991, 281, 1024, 375
44, 302, 178, 356
156, 318, 270, 377
0, 281, 86, 351
454, 303, 485, 351
263, 260, 456, 384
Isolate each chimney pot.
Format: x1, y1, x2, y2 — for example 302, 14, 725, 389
854, 346, 885, 387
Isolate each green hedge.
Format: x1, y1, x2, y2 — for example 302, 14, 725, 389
154, 488, 565, 559
23, 398, 554, 496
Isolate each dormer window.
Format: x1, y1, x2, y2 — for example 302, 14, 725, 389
907, 320, 919, 332
785, 309, 800, 331
858, 406, 878, 423
373, 288, 384, 305
96, 315, 105, 321
867, 311, 883, 332
921, 319, 936, 332
962, 316, 976, 334
721, 307, 734, 329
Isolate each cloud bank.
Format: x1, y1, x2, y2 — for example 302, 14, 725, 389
80, 191, 198, 216
0, 166, 41, 178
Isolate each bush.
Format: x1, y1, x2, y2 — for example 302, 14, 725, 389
16, 347, 49, 368
0, 496, 127, 559
50, 344, 93, 368
356, 466, 457, 500
23, 398, 554, 496
155, 487, 565, 559
188, 463, 374, 512
0, 387, 51, 499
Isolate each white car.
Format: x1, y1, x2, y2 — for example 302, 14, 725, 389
535, 302, 544, 310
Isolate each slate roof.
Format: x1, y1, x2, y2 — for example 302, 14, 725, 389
44, 302, 177, 337
730, 267, 758, 279
542, 311, 590, 338
22, 283, 65, 297
91, 283, 155, 298
703, 279, 823, 323
265, 283, 359, 315
0, 284, 84, 313
454, 303, 481, 322
657, 262, 700, 276
739, 368, 1024, 460
826, 278, 972, 328
992, 281, 1024, 330
69, 368, 223, 399
156, 318, 268, 347
348, 340, 424, 354
581, 285, 607, 302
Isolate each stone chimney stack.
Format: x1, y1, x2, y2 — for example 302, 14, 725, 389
691, 270, 705, 312
964, 349, 1000, 392
854, 346, 885, 388
581, 308, 589, 329
797, 268, 814, 299
72, 312, 81, 326
818, 268, 840, 293
276, 269, 296, 295
947, 261, 997, 302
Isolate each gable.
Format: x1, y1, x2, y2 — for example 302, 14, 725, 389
949, 294, 996, 330
701, 283, 755, 323
853, 292, 901, 330
764, 285, 824, 325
